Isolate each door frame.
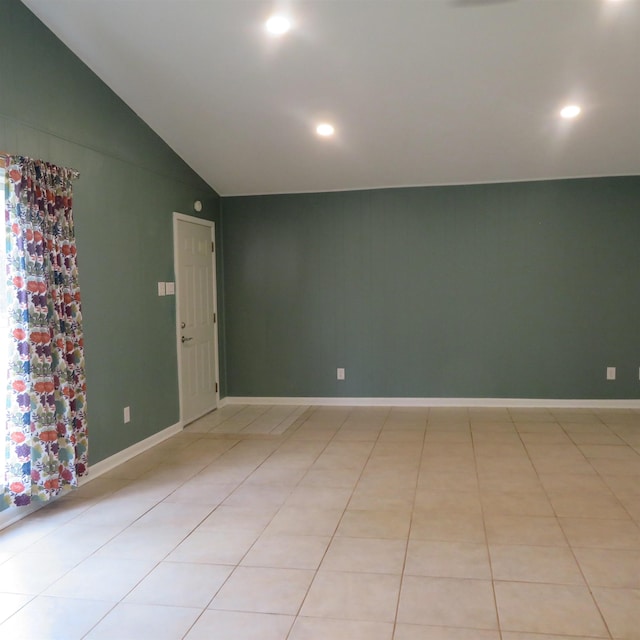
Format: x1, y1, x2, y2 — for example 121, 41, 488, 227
173, 212, 220, 425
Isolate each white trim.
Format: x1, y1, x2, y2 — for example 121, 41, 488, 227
173, 212, 220, 423
222, 396, 640, 409
81, 421, 183, 481
0, 421, 182, 532
219, 173, 640, 198
0, 502, 43, 530
173, 212, 215, 225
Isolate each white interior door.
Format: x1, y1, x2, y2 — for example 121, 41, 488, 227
174, 214, 219, 425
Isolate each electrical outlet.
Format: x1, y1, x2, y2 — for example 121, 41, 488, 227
337, 367, 345, 380
606, 367, 616, 381
124, 406, 131, 423
157, 282, 166, 296
165, 281, 175, 295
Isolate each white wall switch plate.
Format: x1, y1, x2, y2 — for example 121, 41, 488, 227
124, 406, 131, 423
157, 282, 166, 296
606, 367, 616, 380
337, 367, 345, 380
165, 281, 175, 295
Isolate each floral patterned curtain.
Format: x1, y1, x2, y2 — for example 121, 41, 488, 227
2, 156, 88, 510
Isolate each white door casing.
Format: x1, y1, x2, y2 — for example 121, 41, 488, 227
173, 213, 219, 425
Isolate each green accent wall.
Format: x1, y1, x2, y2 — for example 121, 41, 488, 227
222, 177, 640, 399
0, 0, 223, 463
2, 2, 638, 470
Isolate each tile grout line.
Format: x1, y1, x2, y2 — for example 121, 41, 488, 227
79, 456, 257, 640
390, 407, 429, 639
471, 411, 504, 640
283, 405, 359, 639
555, 417, 626, 640
77, 424, 286, 638
1, 405, 638, 638
519, 412, 615, 640
101, 407, 331, 639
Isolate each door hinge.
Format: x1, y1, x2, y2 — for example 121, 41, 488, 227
211, 242, 215, 253
213, 312, 216, 323
215, 382, 218, 393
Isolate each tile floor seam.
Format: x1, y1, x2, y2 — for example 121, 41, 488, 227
236, 405, 310, 437
471, 416, 504, 640
220, 405, 272, 434
1, 405, 639, 639
78, 599, 145, 640
72, 440, 275, 637
516, 413, 617, 637
19, 503, 181, 609
513, 413, 620, 639
286, 405, 390, 638
564, 422, 640, 525
170, 605, 207, 640
135, 407, 344, 638
553, 425, 623, 640
279, 406, 360, 640
390, 410, 427, 640
556, 422, 640, 523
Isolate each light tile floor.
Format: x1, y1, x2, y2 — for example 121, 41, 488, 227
1, 405, 639, 639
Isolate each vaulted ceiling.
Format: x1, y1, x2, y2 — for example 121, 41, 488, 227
23, 0, 640, 196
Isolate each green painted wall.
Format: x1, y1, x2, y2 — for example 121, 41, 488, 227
222, 177, 640, 399
0, 0, 223, 463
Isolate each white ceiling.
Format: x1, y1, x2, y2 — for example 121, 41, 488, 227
22, 0, 640, 196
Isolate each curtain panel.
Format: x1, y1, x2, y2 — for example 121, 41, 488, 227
2, 156, 88, 510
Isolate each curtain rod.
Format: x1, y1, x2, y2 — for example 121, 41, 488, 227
0, 151, 80, 179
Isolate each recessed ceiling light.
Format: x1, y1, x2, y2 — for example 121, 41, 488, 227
265, 15, 291, 36
316, 123, 335, 137
560, 105, 581, 119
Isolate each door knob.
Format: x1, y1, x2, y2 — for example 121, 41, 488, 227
181, 336, 193, 343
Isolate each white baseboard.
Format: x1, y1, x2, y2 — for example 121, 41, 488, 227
0, 502, 43, 530
221, 396, 640, 409
1, 421, 183, 531
81, 420, 183, 483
